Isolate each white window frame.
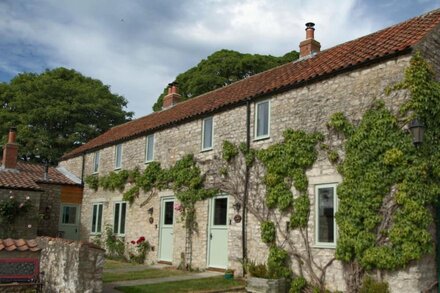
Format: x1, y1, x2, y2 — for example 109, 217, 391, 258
201, 116, 214, 151
91, 203, 103, 235
145, 134, 155, 163
254, 99, 271, 140
113, 201, 127, 236
115, 144, 123, 170
314, 183, 338, 248
93, 150, 100, 173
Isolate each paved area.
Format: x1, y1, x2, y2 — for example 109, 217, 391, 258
102, 264, 223, 293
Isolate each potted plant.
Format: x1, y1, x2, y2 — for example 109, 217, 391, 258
224, 268, 235, 280
245, 261, 287, 293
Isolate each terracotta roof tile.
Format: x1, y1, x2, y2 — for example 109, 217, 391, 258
0, 161, 78, 190
62, 9, 440, 160
0, 239, 41, 252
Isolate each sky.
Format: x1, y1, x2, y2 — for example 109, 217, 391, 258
1, 0, 439, 118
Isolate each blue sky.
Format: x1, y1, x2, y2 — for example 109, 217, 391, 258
1, 0, 438, 117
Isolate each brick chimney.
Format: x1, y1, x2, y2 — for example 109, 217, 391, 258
299, 22, 321, 58
162, 82, 181, 110
2, 128, 18, 169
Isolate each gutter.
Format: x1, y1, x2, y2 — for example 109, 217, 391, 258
242, 99, 251, 270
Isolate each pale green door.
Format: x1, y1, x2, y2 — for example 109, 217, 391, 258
207, 196, 229, 268
59, 204, 80, 240
159, 198, 174, 262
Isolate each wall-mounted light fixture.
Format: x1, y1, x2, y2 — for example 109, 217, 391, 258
148, 207, 154, 215
409, 118, 425, 147
233, 202, 241, 213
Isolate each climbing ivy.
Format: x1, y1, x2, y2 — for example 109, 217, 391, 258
261, 221, 276, 244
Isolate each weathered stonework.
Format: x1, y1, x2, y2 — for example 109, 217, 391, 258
37, 184, 62, 237
61, 30, 440, 293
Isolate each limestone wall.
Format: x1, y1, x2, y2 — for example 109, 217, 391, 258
37, 237, 105, 293
37, 184, 62, 237
60, 46, 439, 292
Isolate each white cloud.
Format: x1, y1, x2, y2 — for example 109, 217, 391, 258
0, 0, 437, 117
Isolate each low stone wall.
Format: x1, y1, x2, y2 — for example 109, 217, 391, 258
37, 237, 105, 293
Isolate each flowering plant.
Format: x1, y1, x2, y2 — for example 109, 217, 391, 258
128, 236, 150, 264
174, 203, 184, 213
0, 194, 33, 224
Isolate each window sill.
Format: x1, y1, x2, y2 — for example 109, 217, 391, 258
200, 147, 213, 153
253, 135, 270, 142
92, 171, 99, 175
114, 167, 122, 171
312, 243, 336, 249
90, 233, 102, 236
145, 160, 154, 164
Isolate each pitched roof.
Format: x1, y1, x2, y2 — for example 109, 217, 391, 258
0, 161, 79, 191
0, 238, 40, 252
62, 9, 440, 160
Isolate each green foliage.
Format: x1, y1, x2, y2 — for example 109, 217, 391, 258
335, 100, 437, 270
0, 68, 132, 163
153, 49, 299, 111
267, 246, 291, 279
359, 276, 389, 293
327, 150, 339, 164
84, 175, 99, 191
290, 195, 310, 229
261, 221, 276, 244
258, 129, 321, 211
105, 226, 126, 259
290, 276, 307, 293
247, 261, 269, 278
327, 112, 355, 136
99, 170, 130, 192
222, 141, 239, 162
128, 236, 150, 264
0, 195, 33, 225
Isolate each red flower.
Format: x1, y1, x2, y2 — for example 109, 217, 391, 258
131, 240, 136, 244
136, 236, 145, 244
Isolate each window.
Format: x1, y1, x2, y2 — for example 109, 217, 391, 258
115, 144, 122, 169
93, 151, 100, 173
315, 184, 338, 247
202, 116, 213, 151
213, 197, 228, 226
114, 202, 127, 235
91, 203, 103, 234
164, 201, 174, 225
145, 134, 154, 163
61, 206, 77, 224
255, 100, 270, 139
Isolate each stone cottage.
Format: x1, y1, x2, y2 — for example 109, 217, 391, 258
0, 128, 83, 239
59, 9, 440, 292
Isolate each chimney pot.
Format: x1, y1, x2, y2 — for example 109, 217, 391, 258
299, 22, 321, 58
2, 128, 18, 169
8, 127, 17, 144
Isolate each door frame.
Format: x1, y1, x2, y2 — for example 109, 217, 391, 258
206, 194, 229, 269
158, 196, 175, 262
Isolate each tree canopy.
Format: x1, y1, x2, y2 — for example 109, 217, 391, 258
0, 67, 133, 163
152, 49, 299, 111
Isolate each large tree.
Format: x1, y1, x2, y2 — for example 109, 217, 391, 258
153, 49, 299, 111
0, 67, 133, 163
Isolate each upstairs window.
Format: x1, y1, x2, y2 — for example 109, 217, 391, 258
91, 203, 103, 234
202, 116, 213, 151
115, 144, 122, 169
315, 183, 338, 247
93, 151, 100, 173
255, 100, 270, 139
145, 134, 155, 163
114, 202, 127, 236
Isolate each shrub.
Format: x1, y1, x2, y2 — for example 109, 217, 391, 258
360, 276, 389, 293
290, 276, 307, 293
247, 261, 269, 278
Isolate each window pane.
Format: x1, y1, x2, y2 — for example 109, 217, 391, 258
62, 206, 76, 224
257, 101, 269, 137
213, 198, 228, 226
318, 187, 334, 243
120, 203, 126, 235
146, 135, 154, 161
92, 205, 97, 232
203, 117, 213, 149
97, 204, 103, 233
114, 203, 120, 234
115, 144, 122, 168
94, 151, 100, 172
164, 201, 174, 225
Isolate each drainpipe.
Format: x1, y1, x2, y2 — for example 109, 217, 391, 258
81, 153, 86, 185
242, 99, 251, 270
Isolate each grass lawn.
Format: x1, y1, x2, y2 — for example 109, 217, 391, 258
104, 259, 139, 270
115, 276, 245, 292
103, 268, 188, 283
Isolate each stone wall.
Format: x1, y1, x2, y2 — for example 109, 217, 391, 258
0, 189, 41, 239
37, 184, 62, 237
60, 41, 440, 292
37, 237, 105, 293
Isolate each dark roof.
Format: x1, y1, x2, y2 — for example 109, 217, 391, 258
62, 9, 440, 160
0, 238, 40, 252
0, 161, 79, 191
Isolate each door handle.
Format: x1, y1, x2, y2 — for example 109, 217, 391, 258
210, 233, 213, 240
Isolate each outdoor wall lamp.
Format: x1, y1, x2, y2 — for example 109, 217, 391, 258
233, 202, 241, 213
148, 207, 154, 215
409, 118, 425, 147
